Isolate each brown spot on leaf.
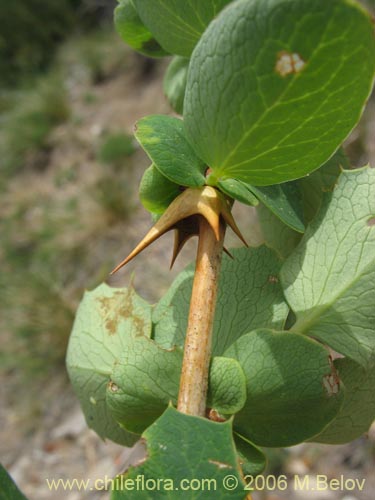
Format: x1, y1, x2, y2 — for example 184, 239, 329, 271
276, 51, 305, 77
206, 408, 226, 422
108, 381, 119, 393
323, 357, 340, 396
268, 275, 279, 284
367, 217, 375, 227
96, 289, 145, 336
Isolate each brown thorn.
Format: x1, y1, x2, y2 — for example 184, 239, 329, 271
223, 247, 234, 259
220, 208, 248, 247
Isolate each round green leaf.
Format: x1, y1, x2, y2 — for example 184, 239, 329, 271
163, 56, 189, 114
184, 0, 375, 185
208, 357, 247, 414
106, 336, 183, 434
66, 283, 152, 445
310, 357, 375, 444
225, 329, 345, 447
139, 164, 181, 214
114, 0, 168, 57
135, 115, 206, 187
281, 167, 375, 369
133, 0, 233, 57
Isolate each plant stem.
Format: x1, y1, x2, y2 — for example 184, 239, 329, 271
177, 215, 225, 416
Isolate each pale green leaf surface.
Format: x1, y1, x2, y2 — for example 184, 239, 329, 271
107, 340, 245, 434
163, 57, 189, 114
281, 167, 375, 368
111, 406, 246, 499
257, 204, 301, 260
184, 0, 375, 185
208, 357, 247, 414
133, 0, 233, 57
298, 148, 349, 222
135, 115, 206, 187
139, 164, 181, 214
250, 182, 305, 233
310, 357, 375, 444
115, 0, 168, 57
225, 329, 345, 447
107, 336, 182, 434
153, 247, 289, 355
66, 283, 152, 445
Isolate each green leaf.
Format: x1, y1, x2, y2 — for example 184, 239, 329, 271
114, 0, 168, 57
106, 336, 182, 434
225, 329, 345, 447
163, 57, 189, 114
257, 204, 302, 260
111, 406, 246, 499
281, 167, 375, 368
208, 357, 247, 415
133, 0, 233, 57
217, 179, 259, 207
250, 182, 305, 233
66, 283, 152, 445
135, 115, 206, 187
0, 464, 28, 500
107, 341, 246, 435
153, 247, 289, 355
298, 148, 349, 223
310, 357, 375, 444
139, 164, 181, 214
184, 0, 375, 185
234, 434, 267, 477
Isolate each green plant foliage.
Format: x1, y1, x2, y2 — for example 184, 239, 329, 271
281, 167, 375, 368
0, 1, 78, 86
135, 115, 206, 186
111, 406, 246, 499
207, 357, 247, 415
217, 179, 259, 207
66, 283, 152, 445
184, 0, 375, 185
133, 0, 233, 57
98, 132, 136, 167
153, 247, 289, 355
106, 336, 183, 434
257, 204, 302, 260
234, 434, 267, 477
115, 0, 168, 57
0, 464, 28, 500
256, 149, 349, 259
1, 72, 70, 174
297, 148, 349, 223
139, 164, 182, 214
250, 183, 305, 233
225, 329, 345, 447
310, 358, 375, 444
163, 57, 189, 114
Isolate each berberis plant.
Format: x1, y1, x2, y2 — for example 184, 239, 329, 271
64, 0, 375, 498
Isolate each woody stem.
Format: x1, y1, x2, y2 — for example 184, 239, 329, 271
177, 215, 226, 416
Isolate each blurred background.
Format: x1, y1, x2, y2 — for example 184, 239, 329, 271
0, 1, 374, 499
